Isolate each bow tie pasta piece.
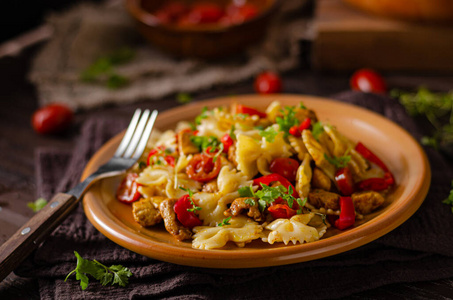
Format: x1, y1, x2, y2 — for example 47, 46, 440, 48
302, 130, 336, 181
192, 216, 263, 250
263, 213, 327, 245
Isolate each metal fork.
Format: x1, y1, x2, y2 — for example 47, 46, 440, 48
0, 109, 158, 282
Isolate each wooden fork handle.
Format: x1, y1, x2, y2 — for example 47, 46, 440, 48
0, 193, 79, 282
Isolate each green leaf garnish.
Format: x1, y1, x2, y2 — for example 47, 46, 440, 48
65, 251, 132, 290
179, 187, 201, 212
238, 186, 255, 198
244, 198, 256, 206
259, 126, 278, 143
324, 152, 351, 169
311, 122, 324, 140
27, 198, 48, 212
443, 180, 453, 213
218, 216, 232, 226
190, 135, 221, 152
276, 106, 299, 136
177, 92, 192, 104
195, 106, 210, 125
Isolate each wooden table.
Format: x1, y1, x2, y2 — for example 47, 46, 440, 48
1, 44, 453, 299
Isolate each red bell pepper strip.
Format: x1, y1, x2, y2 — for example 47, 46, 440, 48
355, 142, 389, 172
253, 173, 299, 198
268, 204, 297, 219
335, 167, 354, 196
289, 118, 312, 137
220, 133, 234, 153
334, 196, 356, 230
173, 194, 202, 228
236, 104, 267, 118
357, 177, 389, 191
116, 173, 142, 203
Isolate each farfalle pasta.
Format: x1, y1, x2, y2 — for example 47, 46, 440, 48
116, 101, 395, 249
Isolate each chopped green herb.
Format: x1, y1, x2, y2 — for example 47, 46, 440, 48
65, 251, 132, 290
238, 186, 255, 198
236, 113, 249, 120
296, 197, 307, 214
80, 47, 135, 89
195, 107, 210, 125
299, 102, 307, 109
244, 198, 256, 206
324, 152, 351, 169
392, 87, 453, 150
27, 198, 48, 212
177, 92, 192, 104
138, 161, 147, 169
179, 187, 201, 212
190, 135, 221, 152
218, 216, 232, 226
443, 180, 453, 213
276, 106, 299, 136
229, 125, 237, 140
311, 122, 324, 140
259, 126, 278, 143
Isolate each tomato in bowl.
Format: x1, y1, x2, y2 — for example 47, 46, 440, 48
125, 0, 280, 59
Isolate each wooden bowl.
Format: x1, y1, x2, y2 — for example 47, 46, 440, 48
343, 0, 453, 23
125, 0, 280, 59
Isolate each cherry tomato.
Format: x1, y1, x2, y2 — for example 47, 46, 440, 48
147, 146, 175, 167
254, 71, 283, 94
269, 158, 300, 183
31, 103, 74, 135
268, 204, 296, 219
350, 68, 387, 94
174, 194, 203, 228
186, 153, 221, 182
116, 173, 141, 203
186, 3, 225, 24
335, 167, 355, 196
235, 104, 267, 118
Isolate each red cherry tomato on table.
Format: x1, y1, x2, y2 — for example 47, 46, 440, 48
116, 173, 141, 203
269, 158, 300, 183
350, 68, 387, 94
186, 153, 222, 182
254, 71, 283, 94
226, 3, 259, 24
31, 103, 74, 135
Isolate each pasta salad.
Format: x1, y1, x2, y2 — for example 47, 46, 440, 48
116, 101, 395, 250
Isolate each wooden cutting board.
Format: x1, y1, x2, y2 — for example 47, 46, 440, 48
312, 0, 453, 72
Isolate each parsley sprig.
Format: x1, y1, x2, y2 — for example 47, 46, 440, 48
179, 187, 201, 212
443, 180, 453, 213
276, 106, 299, 136
238, 184, 305, 213
218, 216, 232, 226
324, 151, 351, 169
392, 87, 453, 149
65, 251, 132, 290
259, 126, 278, 143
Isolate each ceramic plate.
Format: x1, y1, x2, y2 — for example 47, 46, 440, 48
82, 94, 431, 268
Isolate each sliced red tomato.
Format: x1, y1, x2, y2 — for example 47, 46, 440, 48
254, 71, 283, 94
268, 204, 296, 219
173, 194, 202, 228
186, 153, 221, 182
350, 68, 387, 94
335, 167, 354, 196
116, 173, 141, 203
236, 104, 267, 118
269, 157, 300, 183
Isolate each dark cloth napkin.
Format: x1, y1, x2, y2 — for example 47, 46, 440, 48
15, 91, 453, 299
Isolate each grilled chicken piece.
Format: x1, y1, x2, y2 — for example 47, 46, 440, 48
352, 191, 385, 214
224, 197, 263, 221
202, 180, 218, 193
311, 167, 332, 191
132, 198, 162, 227
159, 198, 192, 241
178, 129, 199, 155
308, 189, 340, 211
